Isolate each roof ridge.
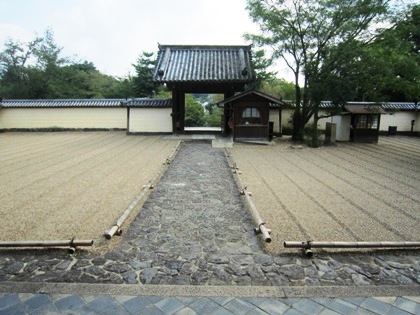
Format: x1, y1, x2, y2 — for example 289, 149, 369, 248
158, 44, 252, 50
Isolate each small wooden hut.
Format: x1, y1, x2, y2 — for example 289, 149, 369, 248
347, 104, 386, 143
331, 103, 386, 143
217, 90, 291, 142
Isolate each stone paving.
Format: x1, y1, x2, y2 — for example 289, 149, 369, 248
1, 292, 420, 314
0, 141, 419, 288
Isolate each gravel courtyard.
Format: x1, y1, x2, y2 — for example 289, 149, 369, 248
0, 132, 419, 257
231, 136, 420, 255
0, 132, 178, 249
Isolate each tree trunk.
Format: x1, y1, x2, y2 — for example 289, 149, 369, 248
292, 82, 304, 141
311, 110, 319, 147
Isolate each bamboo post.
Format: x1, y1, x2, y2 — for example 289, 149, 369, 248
245, 189, 271, 242
0, 239, 93, 253
226, 149, 271, 243
284, 241, 420, 258
104, 183, 152, 239
105, 140, 183, 239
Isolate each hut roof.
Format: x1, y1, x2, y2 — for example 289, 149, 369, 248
344, 104, 387, 114
217, 90, 292, 109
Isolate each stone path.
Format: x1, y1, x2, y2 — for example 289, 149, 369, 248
119, 141, 262, 285
0, 141, 419, 287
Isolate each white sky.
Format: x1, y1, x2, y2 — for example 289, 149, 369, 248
0, 0, 293, 80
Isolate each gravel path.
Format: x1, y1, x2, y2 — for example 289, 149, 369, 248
0, 132, 178, 248
231, 136, 420, 255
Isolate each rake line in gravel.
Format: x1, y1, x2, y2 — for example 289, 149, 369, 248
318, 149, 420, 203
282, 152, 416, 239
0, 135, 138, 200
0, 133, 113, 174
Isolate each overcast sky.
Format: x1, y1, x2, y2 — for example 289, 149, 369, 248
0, 0, 288, 79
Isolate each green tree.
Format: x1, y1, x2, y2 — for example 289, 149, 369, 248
132, 52, 157, 97
362, 4, 420, 102
246, 0, 392, 145
258, 78, 296, 101
0, 29, 128, 99
247, 49, 276, 90
203, 101, 223, 127
27, 29, 68, 98
105, 76, 135, 99
0, 35, 43, 98
305, 3, 419, 116
50, 62, 109, 98
185, 94, 205, 127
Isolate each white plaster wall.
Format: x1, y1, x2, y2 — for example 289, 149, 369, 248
0, 107, 126, 129
331, 115, 351, 141
129, 108, 172, 133
281, 109, 331, 130
282, 109, 420, 133
269, 109, 281, 133
380, 112, 417, 132
317, 113, 331, 130
282, 109, 294, 129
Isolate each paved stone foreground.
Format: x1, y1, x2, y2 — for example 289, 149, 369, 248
0, 141, 419, 288
1, 292, 419, 315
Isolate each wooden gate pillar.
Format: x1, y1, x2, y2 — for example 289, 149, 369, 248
223, 91, 235, 136
172, 90, 185, 133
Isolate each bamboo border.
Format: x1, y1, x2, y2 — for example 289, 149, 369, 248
225, 148, 272, 243
104, 140, 183, 239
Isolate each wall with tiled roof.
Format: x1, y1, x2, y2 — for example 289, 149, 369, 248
0, 98, 173, 132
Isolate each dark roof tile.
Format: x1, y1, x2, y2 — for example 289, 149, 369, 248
124, 98, 172, 108
0, 99, 124, 108
153, 45, 255, 83
0, 98, 172, 108
320, 101, 417, 112
217, 90, 292, 109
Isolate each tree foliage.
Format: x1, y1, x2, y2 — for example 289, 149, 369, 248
185, 94, 205, 127
247, 49, 276, 90
204, 105, 223, 127
359, 4, 420, 102
0, 29, 130, 99
246, 0, 392, 144
258, 78, 296, 101
311, 4, 420, 104
132, 52, 158, 97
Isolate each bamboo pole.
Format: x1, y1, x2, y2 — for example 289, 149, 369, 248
226, 149, 271, 243
284, 241, 420, 248
284, 241, 420, 258
244, 190, 272, 243
105, 140, 183, 239
0, 239, 93, 253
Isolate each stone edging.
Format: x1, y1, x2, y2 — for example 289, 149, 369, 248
0, 281, 419, 298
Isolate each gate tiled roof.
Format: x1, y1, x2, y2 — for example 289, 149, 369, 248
152, 45, 255, 84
